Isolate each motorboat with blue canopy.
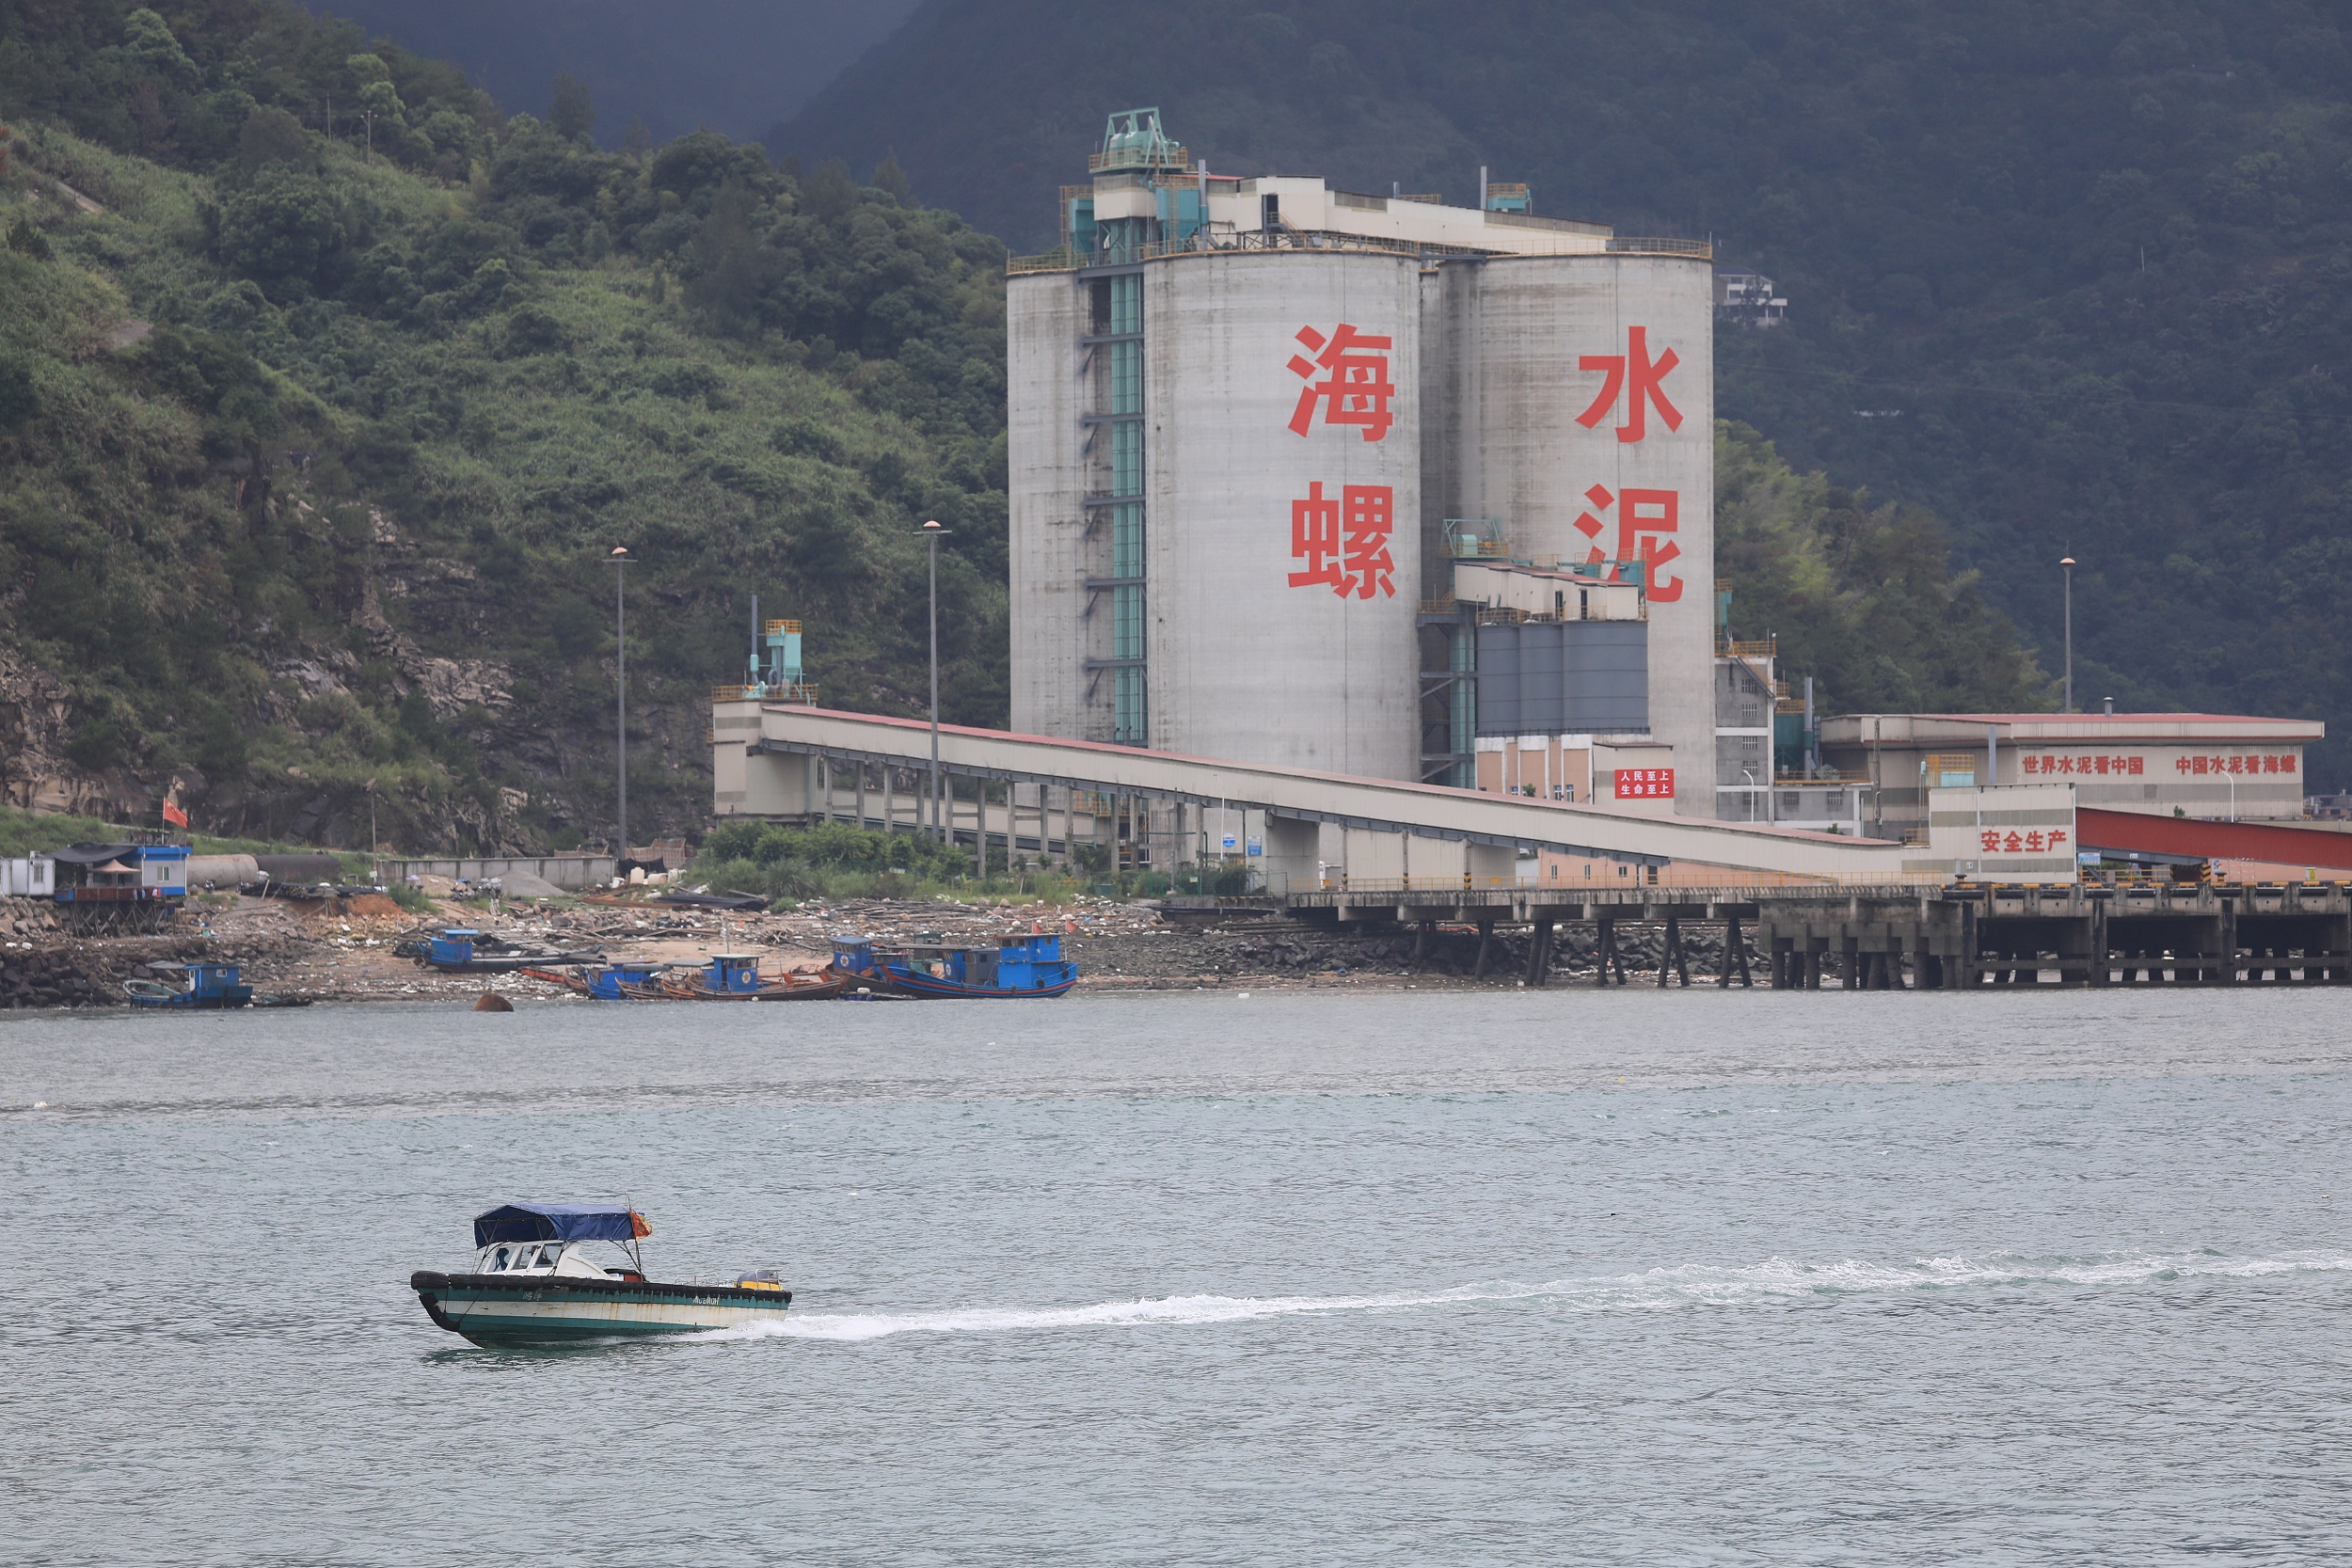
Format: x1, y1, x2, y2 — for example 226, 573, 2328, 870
412, 1200, 792, 1346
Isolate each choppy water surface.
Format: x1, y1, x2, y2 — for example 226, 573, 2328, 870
6, 989, 2350, 1564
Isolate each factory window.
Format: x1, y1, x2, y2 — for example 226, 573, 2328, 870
1111, 423, 1143, 497
1089, 278, 1111, 333
1110, 340, 1141, 413
1825, 790, 1848, 813
1261, 193, 1279, 230
1109, 273, 1141, 336
1780, 792, 1800, 811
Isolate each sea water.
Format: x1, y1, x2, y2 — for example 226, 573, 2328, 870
5, 988, 2349, 1564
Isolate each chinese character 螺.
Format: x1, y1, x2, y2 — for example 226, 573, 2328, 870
1288, 482, 1343, 591
2282, 754, 2298, 774
1287, 324, 1395, 442
1576, 325, 1683, 444
1569, 483, 1684, 603
1340, 484, 1396, 599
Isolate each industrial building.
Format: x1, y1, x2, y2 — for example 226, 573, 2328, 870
1818, 711, 2324, 839
1008, 109, 1718, 843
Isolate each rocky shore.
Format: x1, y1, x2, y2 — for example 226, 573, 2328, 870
0, 891, 1764, 1010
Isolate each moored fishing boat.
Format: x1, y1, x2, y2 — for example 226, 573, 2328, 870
410, 1201, 792, 1346
658, 953, 847, 1001
121, 959, 310, 1008
404, 927, 604, 974
832, 933, 1076, 999
519, 959, 677, 999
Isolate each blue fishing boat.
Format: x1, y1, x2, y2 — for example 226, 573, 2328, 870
410, 1201, 793, 1346
520, 959, 674, 999
833, 933, 1077, 999
120, 959, 310, 1008
408, 927, 603, 974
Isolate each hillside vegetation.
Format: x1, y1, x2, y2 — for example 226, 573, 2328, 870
0, 0, 2050, 855
0, 0, 1009, 851
787, 0, 2352, 780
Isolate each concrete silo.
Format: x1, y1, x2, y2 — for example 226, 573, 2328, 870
1424, 253, 1717, 812
1142, 250, 1422, 778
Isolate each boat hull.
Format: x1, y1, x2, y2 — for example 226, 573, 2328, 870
410, 1270, 792, 1346
882, 964, 1076, 1000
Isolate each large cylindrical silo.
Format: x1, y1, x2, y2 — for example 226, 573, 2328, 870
1142, 250, 1423, 780
1429, 252, 1716, 813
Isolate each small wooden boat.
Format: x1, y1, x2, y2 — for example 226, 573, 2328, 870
519, 960, 677, 1000
831, 933, 1076, 999
121, 959, 311, 1008
411, 1201, 792, 1346
658, 954, 847, 1001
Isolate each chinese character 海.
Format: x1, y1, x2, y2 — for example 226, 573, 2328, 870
1576, 325, 1683, 444
1286, 324, 1395, 442
1569, 483, 1685, 603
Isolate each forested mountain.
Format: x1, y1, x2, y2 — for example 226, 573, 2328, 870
786, 0, 2352, 783
0, 0, 1006, 850
0, 0, 2046, 852
293, 0, 919, 147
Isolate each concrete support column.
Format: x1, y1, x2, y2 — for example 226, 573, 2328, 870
1804, 942, 1824, 990
1841, 936, 1861, 990
2218, 905, 2239, 986
1473, 920, 1494, 979
2089, 901, 2109, 986
1415, 920, 1434, 969
1527, 918, 1554, 988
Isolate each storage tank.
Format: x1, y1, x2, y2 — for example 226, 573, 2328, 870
183, 854, 261, 888
1007, 269, 1093, 742
1142, 249, 1423, 779
1426, 252, 1715, 811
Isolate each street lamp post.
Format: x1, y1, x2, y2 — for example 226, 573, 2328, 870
2059, 556, 2075, 714
920, 521, 949, 843
610, 546, 630, 867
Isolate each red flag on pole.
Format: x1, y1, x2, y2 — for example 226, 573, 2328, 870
162, 794, 188, 829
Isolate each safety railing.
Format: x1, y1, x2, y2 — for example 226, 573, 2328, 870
1605, 236, 1714, 257
1307, 869, 1957, 894
711, 684, 819, 705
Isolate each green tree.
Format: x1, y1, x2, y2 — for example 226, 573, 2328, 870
549, 74, 596, 143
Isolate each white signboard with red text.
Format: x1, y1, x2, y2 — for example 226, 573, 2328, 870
1923, 783, 2079, 885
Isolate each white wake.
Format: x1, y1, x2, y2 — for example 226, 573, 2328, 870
702, 1248, 2352, 1343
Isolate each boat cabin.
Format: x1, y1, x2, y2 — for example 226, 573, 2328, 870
155, 959, 249, 1002
469, 1239, 637, 1280
587, 962, 663, 1000
428, 928, 484, 966
469, 1200, 653, 1282
993, 934, 1071, 989
703, 954, 764, 993
830, 937, 880, 976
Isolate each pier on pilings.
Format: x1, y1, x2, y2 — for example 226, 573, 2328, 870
1259, 880, 2352, 989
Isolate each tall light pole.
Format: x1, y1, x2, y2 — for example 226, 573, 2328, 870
2059, 556, 2075, 715
610, 546, 630, 863
920, 520, 949, 842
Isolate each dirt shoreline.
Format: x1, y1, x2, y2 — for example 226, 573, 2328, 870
0, 892, 1754, 1010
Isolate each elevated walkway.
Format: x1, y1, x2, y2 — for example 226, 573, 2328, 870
713, 702, 1915, 880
